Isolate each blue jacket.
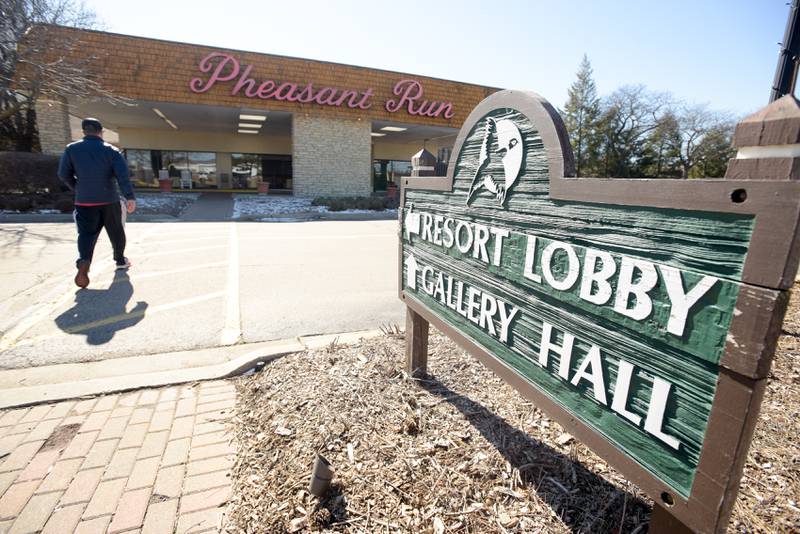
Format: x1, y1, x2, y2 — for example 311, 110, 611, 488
58, 136, 135, 203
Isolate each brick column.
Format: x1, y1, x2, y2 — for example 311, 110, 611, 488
35, 98, 72, 155
292, 114, 372, 197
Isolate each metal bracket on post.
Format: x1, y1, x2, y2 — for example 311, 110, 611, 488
405, 307, 429, 378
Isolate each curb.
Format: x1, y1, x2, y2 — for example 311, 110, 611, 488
0, 329, 384, 409
1, 212, 398, 223
0, 214, 73, 223
320, 210, 398, 221
0, 214, 180, 223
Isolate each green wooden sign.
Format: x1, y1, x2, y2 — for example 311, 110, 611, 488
399, 90, 800, 533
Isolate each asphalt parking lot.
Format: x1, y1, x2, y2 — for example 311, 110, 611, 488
0, 220, 404, 370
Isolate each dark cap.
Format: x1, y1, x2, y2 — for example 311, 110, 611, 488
81, 118, 102, 131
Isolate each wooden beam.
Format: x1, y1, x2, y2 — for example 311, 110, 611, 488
405, 307, 429, 377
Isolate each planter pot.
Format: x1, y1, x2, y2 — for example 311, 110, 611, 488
258, 182, 270, 195
158, 179, 172, 193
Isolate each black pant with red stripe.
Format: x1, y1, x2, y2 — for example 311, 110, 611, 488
74, 202, 126, 266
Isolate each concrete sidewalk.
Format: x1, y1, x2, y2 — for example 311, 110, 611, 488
178, 194, 233, 222
0, 380, 236, 534
0, 330, 382, 410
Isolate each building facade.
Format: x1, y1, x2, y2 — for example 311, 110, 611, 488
31, 26, 497, 196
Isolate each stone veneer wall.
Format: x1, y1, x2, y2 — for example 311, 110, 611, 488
292, 115, 372, 197
35, 98, 71, 155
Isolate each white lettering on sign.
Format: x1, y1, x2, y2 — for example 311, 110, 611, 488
403, 249, 684, 449
541, 241, 580, 291
407, 256, 519, 344
455, 221, 473, 254
421, 265, 435, 295
473, 224, 491, 263
611, 360, 642, 425
405, 209, 720, 338
404, 253, 419, 290
521, 233, 718, 337
433, 215, 444, 246
614, 257, 658, 321
644, 377, 681, 450
489, 227, 510, 266
537, 321, 681, 449
538, 322, 574, 379
523, 235, 543, 283
659, 265, 718, 336
579, 248, 616, 305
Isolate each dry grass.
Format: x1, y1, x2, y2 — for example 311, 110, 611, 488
226, 288, 800, 533
729, 288, 800, 533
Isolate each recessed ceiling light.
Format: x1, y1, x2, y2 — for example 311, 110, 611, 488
238, 129, 258, 134
381, 126, 407, 132
238, 123, 262, 129
371, 132, 386, 137
240, 114, 267, 121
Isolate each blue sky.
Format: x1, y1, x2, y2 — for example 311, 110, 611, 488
83, 0, 787, 117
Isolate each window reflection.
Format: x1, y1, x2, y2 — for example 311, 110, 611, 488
231, 153, 261, 189
125, 149, 156, 188
128, 150, 218, 189
125, 150, 291, 191
188, 152, 217, 188
372, 159, 412, 191
231, 153, 292, 190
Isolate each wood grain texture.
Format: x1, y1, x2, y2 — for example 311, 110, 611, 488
401, 108, 754, 498
405, 307, 429, 377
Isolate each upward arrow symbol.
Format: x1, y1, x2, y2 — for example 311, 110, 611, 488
404, 253, 419, 290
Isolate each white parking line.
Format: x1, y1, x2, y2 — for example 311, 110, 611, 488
91, 261, 229, 285
141, 244, 227, 259
238, 233, 396, 241
0, 226, 162, 350
136, 234, 228, 247
220, 223, 241, 346
0, 258, 115, 351
1, 242, 75, 250
13, 290, 226, 347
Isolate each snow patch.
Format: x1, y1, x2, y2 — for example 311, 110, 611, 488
233, 195, 322, 219
135, 192, 200, 215
233, 194, 396, 219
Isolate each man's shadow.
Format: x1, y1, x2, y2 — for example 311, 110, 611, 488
418, 375, 651, 533
55, 270, 148, 344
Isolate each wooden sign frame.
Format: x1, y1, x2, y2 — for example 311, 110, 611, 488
398, 90, 800, 533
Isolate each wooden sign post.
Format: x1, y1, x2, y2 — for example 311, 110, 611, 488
399, 90, 800, 533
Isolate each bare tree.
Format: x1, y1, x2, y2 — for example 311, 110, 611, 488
671, 103, 734, 178
598, 85, 672, 177
0, 0, 127, 150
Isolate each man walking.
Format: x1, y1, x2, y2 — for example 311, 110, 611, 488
58, 118, 136, 288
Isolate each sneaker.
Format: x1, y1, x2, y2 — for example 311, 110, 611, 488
115, 257, 132, 270
75, 260, 90, 288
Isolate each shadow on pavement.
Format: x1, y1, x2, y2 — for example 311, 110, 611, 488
54, 270, 148, 344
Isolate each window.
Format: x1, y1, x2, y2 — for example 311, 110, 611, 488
372, 159, 412, 191
159, 151, 218, 188
188, 152, 217, 188
125, 149, 156, 188
231, 153, 292, 190
230, 153, 261, 190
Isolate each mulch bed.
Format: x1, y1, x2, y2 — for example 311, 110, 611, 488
227, 288, 800, 533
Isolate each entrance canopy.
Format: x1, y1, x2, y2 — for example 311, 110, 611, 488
64, 98, 458, 193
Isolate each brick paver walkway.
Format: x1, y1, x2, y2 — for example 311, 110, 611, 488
0, 380, 236, 533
